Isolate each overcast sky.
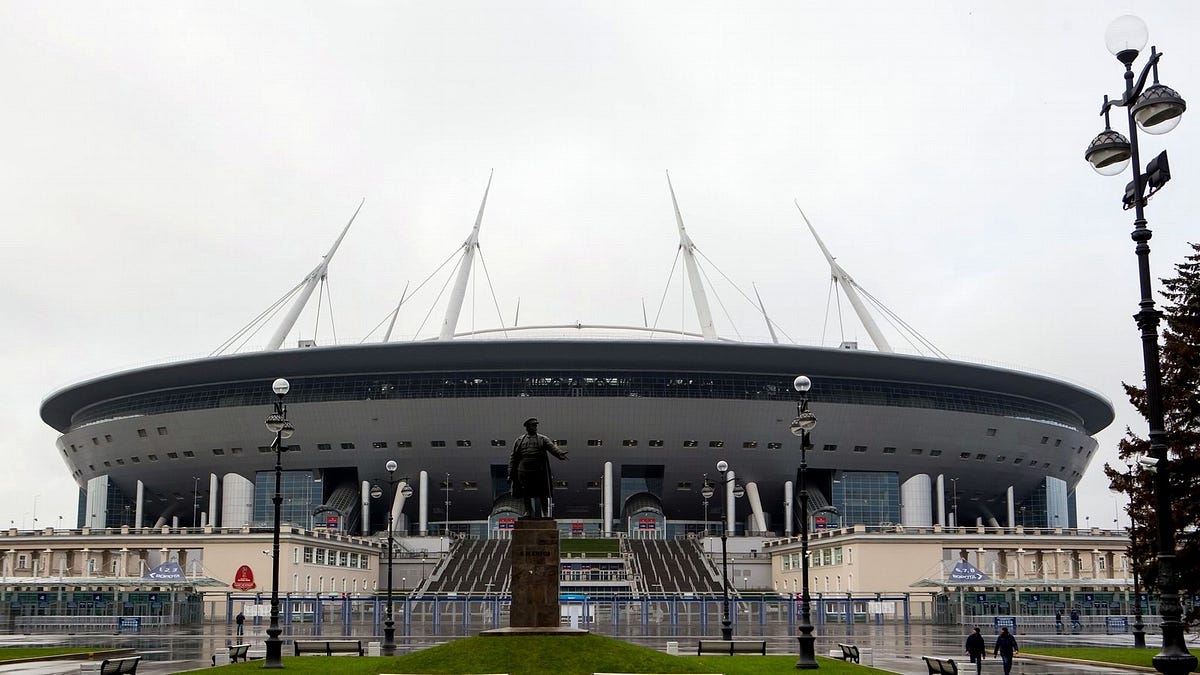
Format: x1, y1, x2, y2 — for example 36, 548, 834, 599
2, 1, 1198, 531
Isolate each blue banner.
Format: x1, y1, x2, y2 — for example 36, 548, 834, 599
144, 561, 185, 581
949, 560, 989, 582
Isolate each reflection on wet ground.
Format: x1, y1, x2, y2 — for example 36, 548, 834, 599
0, 622, 1169, 674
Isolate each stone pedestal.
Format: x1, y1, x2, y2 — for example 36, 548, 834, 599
509, 518, 560, 628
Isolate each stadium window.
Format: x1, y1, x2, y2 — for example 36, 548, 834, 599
709, 440, 724, 448
909, 448, 922, 455
820, 444, 835, 452
147, 454, 158, 461
1042, 462, 1051, 469
157, 427, 168, 435
115, 459, 124, 465
676, 481, 692, 490
92, 437, 98, 445
853, 445, 868, 453
166, 452, 179, 459
1014, 458, 1023, 464
87, 464, 95, 471
230, 447, 243, 454
766, 442, 782, 449
882, 447, 897, 454
490, 440, 506, 447
996, 455, 1006, 462
431, 441, 446, 447
1054, 439, 1062, 447
743, 441, 758, 449
556, 440, 568, 446
986, 428, 997, 436
1040, 436, 1049, 444
372, 442, 388, 449
70, 444, 76, 452
959, 452, 971, 460
340, 443, 355, 450
553, 480, 568, 490
131, 457, 141, 463
212, 448, 224, 456
258, 446, 272, 453
648, 440, 664, 447
682, 440, 698, 448
182, 451, 195, 458
105, 434, 112, 442
586, 480, 601, 490
103, 461, 111, 468
397, 441, 413, 448
439, 479, 453, 489
929, 449, 942, 457
587, 439, 603, 447
622, 440, 638, 447
137, 429, 148, 438
975, 454, 986, 460
462, 481, 478, 490
456, 440, 472, 447
1059, 466, 1066, 472
317, 443, 332, 451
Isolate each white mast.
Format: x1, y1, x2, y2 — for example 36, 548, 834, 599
265, 199, 364, 351
438, 171, 492, 340
795, 202, 893, 353
667, 172, 718, 340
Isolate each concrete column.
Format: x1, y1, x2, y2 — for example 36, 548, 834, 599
209, 473, 219, 527
901, 474, 933, 526
135, 480, 144, 529
725, 469, 736, 536
784, 480, 794, 537
361, 481, 371, 536
745, 482, 767, 534
935, 474, 946, 526
419, 471, 429, 536
1006, 486, 1015, 528
221, 473, 254, 527
603, 462, 613, 536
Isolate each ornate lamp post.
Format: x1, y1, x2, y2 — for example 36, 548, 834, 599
374, 460, 413, 655
790, 375, 818, 669
1085, 15, 1194, 675
709, 460, 744, 640
263, 377, 294, 669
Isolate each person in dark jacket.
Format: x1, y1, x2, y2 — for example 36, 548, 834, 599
235, 610, 244, 636
965, 627, 986, 675
994, 626, 1019, 675
507, 418, 568, 518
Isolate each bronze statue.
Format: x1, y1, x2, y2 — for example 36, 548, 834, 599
508, 418, 568, 518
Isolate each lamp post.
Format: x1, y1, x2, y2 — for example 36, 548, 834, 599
701, 473, 711, 536
706, 460, 743, 640
374, 461, 412, 656
263, 377, 294, 669
1111, 461, 1148, 648
790, 375, 819, 669
1085, 15, 1194, 675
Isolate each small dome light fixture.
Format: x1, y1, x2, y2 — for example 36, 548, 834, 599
272, 378, 290, 396
793, 375, 812, 392
1085, 129, 1132, 176
1133, 83, 1186, 135
1105, 15, 1148, 58
386, 460, 398, 472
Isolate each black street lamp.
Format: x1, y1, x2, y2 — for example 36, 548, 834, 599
263, 377, 294, 669
1085, 15, 1194, 675
790, 375, 818, 669
706, 460, 743, 641
373, 461, 413, 656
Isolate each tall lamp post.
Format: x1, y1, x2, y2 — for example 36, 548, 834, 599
374, 460, 412, 656
707, 460, 743, 640
790, 375, 819, 669
1111, 459, 1152, 648
1085, 15, 1195, 675
263, 377, 294, 669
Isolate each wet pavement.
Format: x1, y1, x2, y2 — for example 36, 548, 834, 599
0, 623, 1171, 674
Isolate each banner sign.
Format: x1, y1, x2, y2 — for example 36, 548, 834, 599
638, 518, 657, 530
993, 616, 1017, 633
144, 561, 185, 581
949, 560, 989, 583
498, 517, 516, 530
232, 565, 256, 590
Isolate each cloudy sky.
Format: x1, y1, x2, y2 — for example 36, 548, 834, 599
2, 1, 1197, 530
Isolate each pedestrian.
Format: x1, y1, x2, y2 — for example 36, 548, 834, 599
235, 609, 244, 636
994, 626, 1019, 675
965, 627, 986, 675
1070, 608, 1082, 633
1055, 610, 1064, 634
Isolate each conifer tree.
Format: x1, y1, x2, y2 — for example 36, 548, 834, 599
1105, 242, 1200, 623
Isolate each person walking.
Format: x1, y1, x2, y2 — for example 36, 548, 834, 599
1055, 610, 1064, 634
965, 627, 986, 675
994, 626, 1019, 675
235, 609, 245, 636
1070, 608, 1082, 633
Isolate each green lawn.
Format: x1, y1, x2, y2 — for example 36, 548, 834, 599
1022, 647, 1200, 672
0, 647, 121, 661
560, 539, 621, 555
206, 633, 889, 674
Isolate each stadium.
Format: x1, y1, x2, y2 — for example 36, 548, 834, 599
39, 185, 1114, 539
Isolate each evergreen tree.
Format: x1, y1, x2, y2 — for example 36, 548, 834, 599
1105, 241, 1200, 624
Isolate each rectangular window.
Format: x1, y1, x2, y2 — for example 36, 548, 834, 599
231, 447, 243, 455
103, 461, 111, 468
587, 439, 603, 447
959, 452, 971, 460
166, 452, 179, 459
996, 456, 1007, 462
854, 445, 868, 453
822, 444, 837, 452
317, 443, 332, 451
708, 440, 724, 448
975, 454, 986, 460
92, 437, 99, 445
105, 434, 113, 443
490, 440, 506, 447
648, 440, 663, 447
553, 480, 568, 490
372, 442, 388, 449
456, 440, 471, 447
258, 446, 273, 453
1014, 458, 1023, 464
986, 428, 997, 436
431, 441, 446, 447
556, 439, 568, 446
340, 443, 355, 450
743, 441, 758, 449
397, 441, 413, 448
910, 448, 923, 455
767, 442, 782, 449
212, 448, 225, 455
622, 439, 638, 447
304, 547, 313, 563
882, 447, 897, 454
182, 451, 195, 458
1054, 439, 1063, 447
586, 480, 601, 489
115, 459, 125, 465
461, 481, 478, 490
1040, 436, 1050, 444
676, 481, 692, 490
131, 457, 141, 463
157, 427, 168, 436
682, 440, 698, 447
137, 429, 148, 438
315, 549, 326, 565
929, 449, 942, 457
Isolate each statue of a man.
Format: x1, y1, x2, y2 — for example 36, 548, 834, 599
508, 418, 568, 518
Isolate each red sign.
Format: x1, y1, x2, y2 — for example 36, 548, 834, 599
498, 517, 516, 529
232, 565, 256, 591
638, 518, 657, 530
571, 521, 584, 532
326, 515, 339, 528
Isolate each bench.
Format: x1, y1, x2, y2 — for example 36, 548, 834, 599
923, 656, 959, 675
696, 639, 767, 656
99, 657, 141, 675
836, 643, 860, 663
211, 643, 252, 666
293, 639, 364, 656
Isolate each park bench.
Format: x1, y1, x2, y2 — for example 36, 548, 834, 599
696, 639, 767, 656
923, 656, 959, 675
836, 643, 861, 663
98, 656, 141, 675
293, 639, 364, 656
211, 643, 252, 666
